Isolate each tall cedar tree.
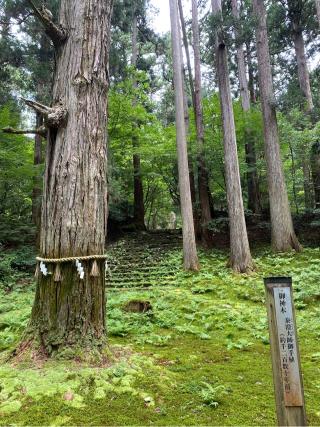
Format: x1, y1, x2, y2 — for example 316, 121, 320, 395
287, 0, 314, 112
178, 0, 201, 238
131, 4, 146, 230
231, 0, 261, 215
211, 0, 253, 273
252, 0, 301, 252
286, 0, 314, 210
178, 21, 200, 237
17, 0, 114, 354
191, 0, 212, 246
169, 0, 199, 271
311, 0, 320, 209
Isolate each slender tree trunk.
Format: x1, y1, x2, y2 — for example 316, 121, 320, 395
245, 139, 261, 214
169, 0, 199, 271
231, 0, 261, 215
178, 0, 195, 107
178, 1, 200, 237
182, 64, 200, 237
311, 142, 320, 209
28, 0, 113, 354
252, 0, 301, 252
287, 2, 314, 209
211, 0, 253, 272
246, 43, 257, 104
131, 11, 146, 230
302, 152, 312, 211
288, 139, 299, 214
290, 17, 314, 111
32, 112, 44, 248
231, 0, 250, 111
315, 0, 320, 26
191, 0, 212, 246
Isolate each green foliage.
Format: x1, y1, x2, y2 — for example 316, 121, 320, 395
0, 241, 320, 425
0, 104, 35, 246
198, 381, 229, 408
108, 71, 177, 227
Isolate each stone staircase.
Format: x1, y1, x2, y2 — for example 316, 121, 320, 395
106, 231, 183, 290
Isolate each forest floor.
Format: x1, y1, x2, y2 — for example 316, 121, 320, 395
0, 232, 320, 426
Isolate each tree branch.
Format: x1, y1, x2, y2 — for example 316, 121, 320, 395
26, 0, 67, 47
2, 126, 47, 138
22, 98, 68, 128
0, 12, 33, 27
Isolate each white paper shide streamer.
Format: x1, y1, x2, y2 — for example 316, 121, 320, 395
40, 261, 48, 276
76, 259, 85, 280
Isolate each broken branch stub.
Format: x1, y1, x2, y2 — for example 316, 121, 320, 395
27, 1, 67, 47
2, 126, 47, 138
22, 98, 68, 128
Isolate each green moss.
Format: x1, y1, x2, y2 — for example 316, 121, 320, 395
0, 246, 320, 425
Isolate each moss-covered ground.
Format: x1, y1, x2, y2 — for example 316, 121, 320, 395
0, 239, 320, 426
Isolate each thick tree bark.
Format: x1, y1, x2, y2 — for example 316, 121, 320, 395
252, 0, 301, 252
27, 0, 113, 354
231, 0, 261, 215
211, 0, 253, 272
131, 11, 146, 230
169, 0, 199, 271
32, 112, 44, 248
191, 0, 212, 246
311, 142, 320, 209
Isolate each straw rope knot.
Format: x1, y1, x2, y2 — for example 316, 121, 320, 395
35, 255, 108, 281
36, 254, 108, 263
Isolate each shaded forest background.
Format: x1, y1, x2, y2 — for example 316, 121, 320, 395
0, 0, 320, 251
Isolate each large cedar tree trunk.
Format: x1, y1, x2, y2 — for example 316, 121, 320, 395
231, 0, 261, 215
131, 10, 146, 230
169, 0, 199, 271
191, 0, 212, 246
211, 0, 253, 272
27, 0, 113, 354
252, 0, 301, 252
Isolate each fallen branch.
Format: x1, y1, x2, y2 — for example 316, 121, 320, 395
22, 98, 68, 128
26, 0, 67, 47
2, 126, 47, 138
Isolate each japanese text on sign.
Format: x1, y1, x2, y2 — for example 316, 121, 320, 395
274, 287, 303, 407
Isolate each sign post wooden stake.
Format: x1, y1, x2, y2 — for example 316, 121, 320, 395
264, 277, 307, 426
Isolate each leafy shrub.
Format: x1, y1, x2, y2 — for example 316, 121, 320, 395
207, 217, 229, 233
199, 381, 229, 407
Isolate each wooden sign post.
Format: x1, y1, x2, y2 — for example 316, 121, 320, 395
264, 277, 307, 426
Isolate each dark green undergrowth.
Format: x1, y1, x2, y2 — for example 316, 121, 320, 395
0, 245, 320, 426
